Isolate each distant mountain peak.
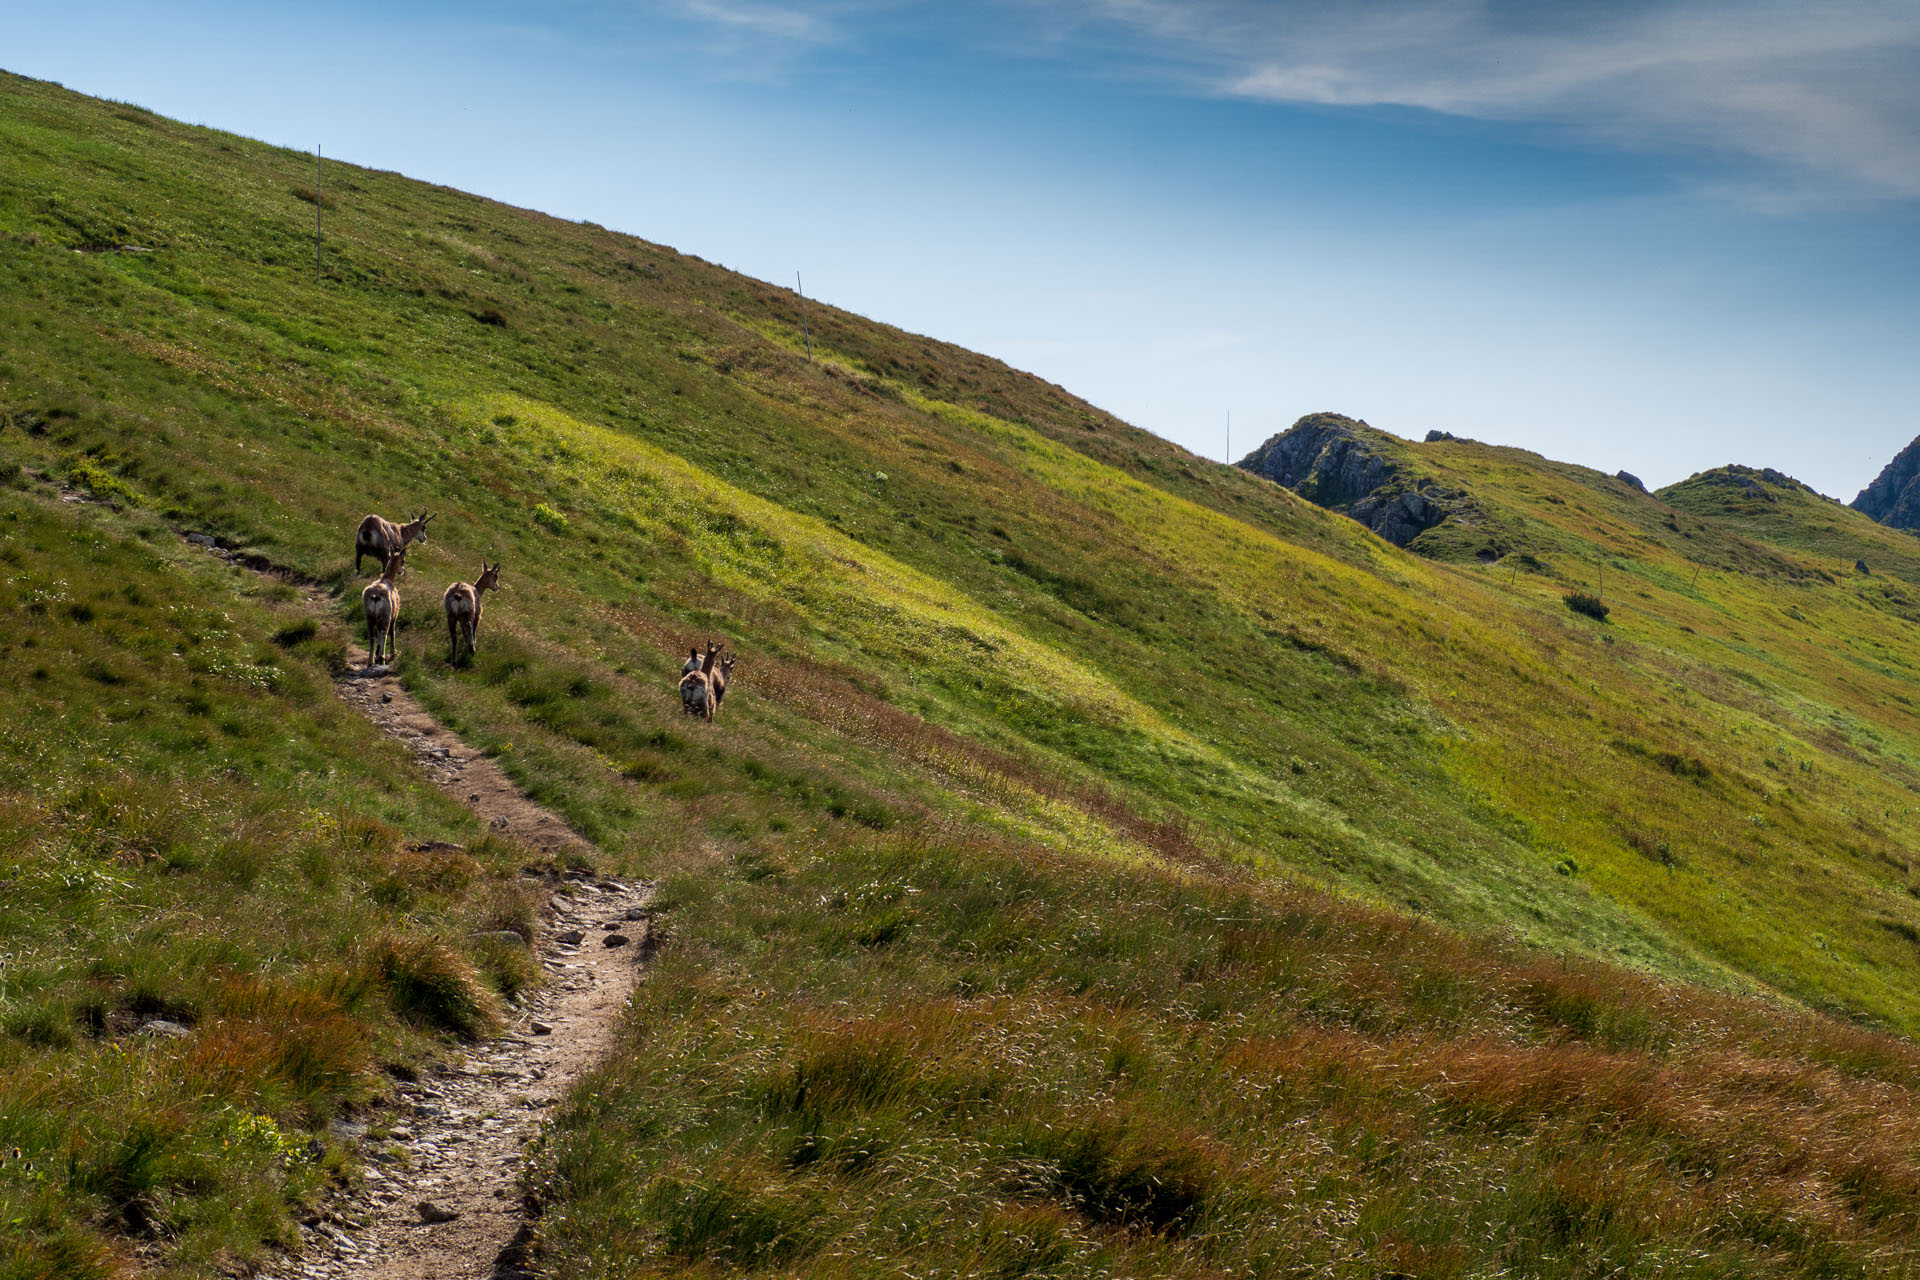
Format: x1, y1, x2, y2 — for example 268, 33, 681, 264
1853, 437, 1920, 529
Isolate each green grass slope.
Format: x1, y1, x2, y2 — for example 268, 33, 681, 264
1660, 464, 1920, 587
9, 71, 1920, 1275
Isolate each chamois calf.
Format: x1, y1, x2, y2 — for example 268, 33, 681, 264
355, 510, 434, 575
679, 642, 719, 721
443, 561, 501, 664
363, 549, 405, 668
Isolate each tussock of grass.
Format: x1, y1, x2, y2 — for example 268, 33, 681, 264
363, 933, 497, 1041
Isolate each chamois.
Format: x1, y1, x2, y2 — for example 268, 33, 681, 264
712, 653, 738, 710
354, 510, 434, 575
362, 548, 405, 668
679, 642, 720, 721
682, 641, 719, 677
443, 560, 501, 664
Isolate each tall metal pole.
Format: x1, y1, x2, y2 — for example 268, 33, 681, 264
796, 272, 812, 362
315, 145, 322, 285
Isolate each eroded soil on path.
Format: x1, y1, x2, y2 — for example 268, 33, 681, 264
334, 666, 595, 860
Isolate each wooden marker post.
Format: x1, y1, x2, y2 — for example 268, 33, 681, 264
797, 271, 812, 362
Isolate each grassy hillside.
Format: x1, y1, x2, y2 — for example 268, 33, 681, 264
10, 70, 1920, 1275
1660, 464, 1920, 587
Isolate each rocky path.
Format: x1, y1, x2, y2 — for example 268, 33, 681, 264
281, 880, 650, 1280
176, 534, 651, 1280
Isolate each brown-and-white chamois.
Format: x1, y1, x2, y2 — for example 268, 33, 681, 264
679, 641, 720, 721
443, 560, 501, 664
362, 548, 405, 668
354, 510, 434, 575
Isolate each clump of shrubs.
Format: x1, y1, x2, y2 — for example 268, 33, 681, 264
1563, 592, 1609, 622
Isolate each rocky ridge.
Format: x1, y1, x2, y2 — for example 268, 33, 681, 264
1853, 436, 1920, 530
1236, 412, 1486, 550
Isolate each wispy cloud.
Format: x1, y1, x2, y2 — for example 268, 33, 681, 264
1060, 0, 1920, 200
679, 0, 837, 44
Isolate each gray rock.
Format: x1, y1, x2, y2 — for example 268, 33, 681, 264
416, 1201, 460, 1224
317, 1222, 358, 1250
530, 1021, 553, 1035
468, 930, 529, 947
556, 929, 585, 946
604, 933, 630, 948
1616, 470, 1645, 491
138, 1019, 192, 1038
1238, 413, 1481, 549
1857, 559, 1871, 574
624, 906, 650, 920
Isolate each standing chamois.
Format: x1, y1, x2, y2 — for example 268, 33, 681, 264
712, 653, 738, 710
679, 641, 720, 721
443, 561, 502, 664
354, 510, 434, 575
362, 548, 405, 668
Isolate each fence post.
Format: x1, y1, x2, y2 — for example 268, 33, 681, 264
797, 272, 812, 362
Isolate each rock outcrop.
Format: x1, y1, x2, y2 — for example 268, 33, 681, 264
1689, 464, 1813, 504
1853, 437, 1920, 529
1238, 413, 1482, 549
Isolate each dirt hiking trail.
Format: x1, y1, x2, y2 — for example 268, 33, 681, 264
296, 670, 651, 1280
181, 535, 653, 1280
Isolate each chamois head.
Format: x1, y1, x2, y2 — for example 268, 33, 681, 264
476, 560, 502, 593
404, 510, 435, 543
381, 548, 407, 581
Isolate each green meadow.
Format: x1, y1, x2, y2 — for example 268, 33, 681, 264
8, 69, 1920, 1275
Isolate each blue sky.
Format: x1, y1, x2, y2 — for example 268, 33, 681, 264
7, 1, 1920, 498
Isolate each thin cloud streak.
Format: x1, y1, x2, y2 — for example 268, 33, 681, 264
1066, 0, 1920, 200
680, 0, 837, 43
